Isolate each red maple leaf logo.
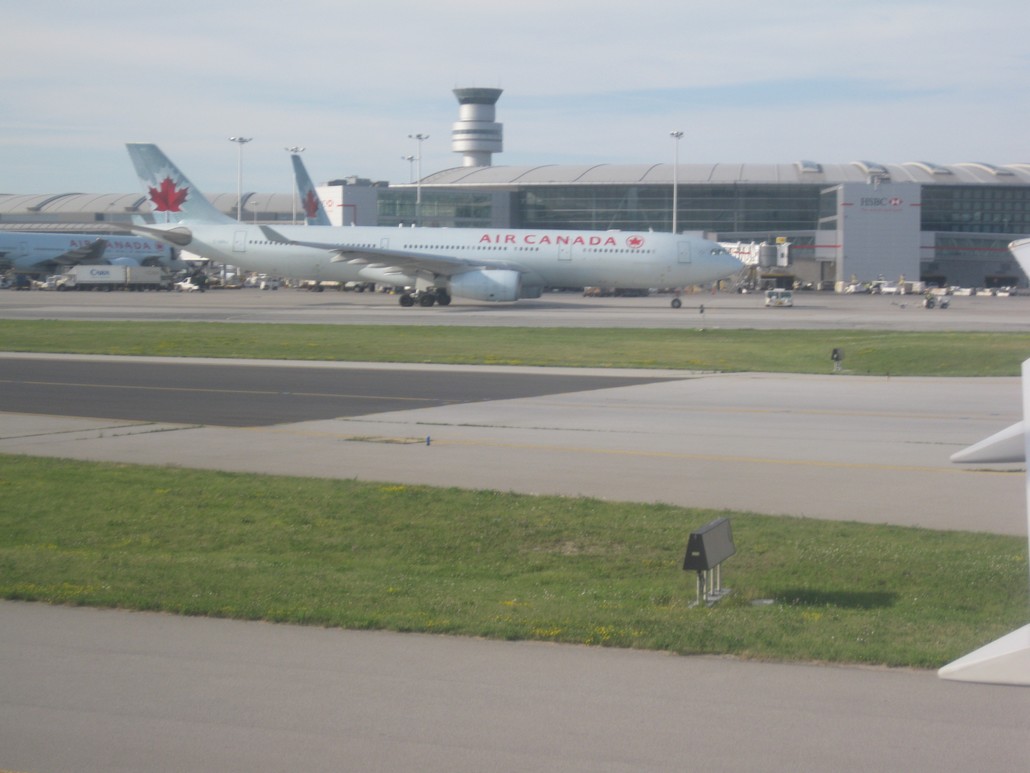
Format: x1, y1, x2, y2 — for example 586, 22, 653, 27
626, 236, 645, 249
148, 177, 189, 213
302, 189, 320, 219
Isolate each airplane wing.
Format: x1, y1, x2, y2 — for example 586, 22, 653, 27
950, 421, 1025, 464
939, 357, 1030, 686
258, 226, 524, 278
52, 238, 109, 266
117, 222, 195, 247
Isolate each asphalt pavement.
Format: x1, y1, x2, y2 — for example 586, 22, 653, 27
3, 601, 1029, 773
1, 289, 1028, 771
1, 353, 1023, 535
2, 285, 1029, 330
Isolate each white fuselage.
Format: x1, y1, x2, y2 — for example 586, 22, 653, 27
173, 223, 740, 293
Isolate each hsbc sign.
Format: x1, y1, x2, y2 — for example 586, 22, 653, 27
859, 196, 904, 208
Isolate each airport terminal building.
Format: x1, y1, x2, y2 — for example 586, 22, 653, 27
2, 87, 1029, 289
376, 160, 1030, 290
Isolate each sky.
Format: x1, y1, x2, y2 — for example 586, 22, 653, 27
2, 0, 1027, 194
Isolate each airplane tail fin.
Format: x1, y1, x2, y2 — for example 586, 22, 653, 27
290, 154, 331, 226
126, 143, 235, 225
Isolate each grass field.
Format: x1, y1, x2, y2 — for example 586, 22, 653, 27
0, 456, 1025, 670
2, 319, 1030, 375
2, 319, 1027, 670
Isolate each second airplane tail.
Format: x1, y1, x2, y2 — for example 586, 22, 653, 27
290, 154, 331, 226
126, 143, 235, 225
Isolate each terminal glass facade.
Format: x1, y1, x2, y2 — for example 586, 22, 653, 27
513, 184, 822, 236
518, 186, 668, 231
378, 190, 495, 227
920, 186, 1030, 234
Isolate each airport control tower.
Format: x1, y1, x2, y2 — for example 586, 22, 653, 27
451, 87, 503, 167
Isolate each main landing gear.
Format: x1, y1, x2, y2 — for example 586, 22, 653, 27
398, 288, 452, 307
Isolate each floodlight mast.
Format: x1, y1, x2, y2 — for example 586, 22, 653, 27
670, 131, 684, 234
285, 146, 305, 224
408, 133, 428, 226
228, 136, 252, 221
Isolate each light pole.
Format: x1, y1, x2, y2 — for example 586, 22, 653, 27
408, 133, 428, 225
285, 146, 305, 224
401, 154, 415, 184
228, 136, 252, 221
670, 131, 683, 234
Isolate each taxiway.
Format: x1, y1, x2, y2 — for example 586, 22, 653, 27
1, 289, 1028, 771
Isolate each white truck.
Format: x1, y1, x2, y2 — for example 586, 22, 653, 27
56, 265, 170, 291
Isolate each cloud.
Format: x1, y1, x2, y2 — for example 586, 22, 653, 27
1, 1, 1027, 192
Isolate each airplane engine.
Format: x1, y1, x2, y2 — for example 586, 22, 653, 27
448, 269, 521, 302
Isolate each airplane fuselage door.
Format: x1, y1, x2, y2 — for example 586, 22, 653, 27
233, 230, 247, 253
678, 241, 692, 264
558, 244, 571, 261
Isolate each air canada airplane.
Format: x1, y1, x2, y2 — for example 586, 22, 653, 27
125, 143, 742, 307
0, 230, 179, 274
0, 231, 107, 273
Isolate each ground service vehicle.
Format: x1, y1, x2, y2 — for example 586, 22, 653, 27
764, 288, 793, 307
57, 265, 170, 291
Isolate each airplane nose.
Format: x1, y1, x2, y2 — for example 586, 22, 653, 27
719, 251, 744, 274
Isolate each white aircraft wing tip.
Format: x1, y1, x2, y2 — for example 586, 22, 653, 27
950, 421, 1025, 464
938, 624, 1030, 685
